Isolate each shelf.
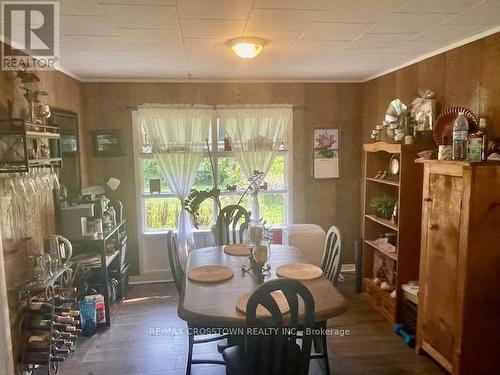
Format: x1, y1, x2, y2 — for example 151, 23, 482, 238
366, 177, 399, 187
365, 239, 398, 261
365, 214, 398, 231
364, 142, 401, 154
28, 158, 62, 165
26, 130, 60, 139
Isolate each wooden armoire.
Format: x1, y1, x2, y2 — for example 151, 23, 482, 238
416, 160, 500, 375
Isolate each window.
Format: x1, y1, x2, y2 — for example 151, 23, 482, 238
138, 118, 291, 232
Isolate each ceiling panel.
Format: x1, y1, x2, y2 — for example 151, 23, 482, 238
319, 0, 410, 23
178, 0, 252, 20
246, 9, 323, 31
369, 12, 451, 33
302, 22, 375, 41
180, 19, 245, 38
397, 0, 483, 14
118, 28, 183, 45
53, 0, 500, 80
61, 15, 118, 36
252, 0, 328, 10
443, 0, 500, 25
349, 33, 413, 48
290, 40, 348, 54
61, 0, 103, 16
100, 4, 179, 29
97, 0, 176, 5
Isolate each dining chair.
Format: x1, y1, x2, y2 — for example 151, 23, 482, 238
310, 225, 343, 374
166, 231, 226, 375
222, 279, 316, 375
215, 204, 251, 245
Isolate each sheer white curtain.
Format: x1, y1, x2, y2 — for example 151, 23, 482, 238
217, 105, 291, 222
138, 105, 212, 262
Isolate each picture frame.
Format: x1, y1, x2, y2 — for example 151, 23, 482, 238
92, 129, 123, 157
313, 128, 340, 179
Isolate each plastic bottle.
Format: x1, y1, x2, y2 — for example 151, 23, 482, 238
452, 112, 469, 160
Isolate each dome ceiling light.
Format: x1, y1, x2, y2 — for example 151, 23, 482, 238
228, 37, 266, 59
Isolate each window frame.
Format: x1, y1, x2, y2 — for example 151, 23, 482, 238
134, 112, 293, 234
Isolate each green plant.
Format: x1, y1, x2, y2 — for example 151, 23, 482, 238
369, 195, 397, 220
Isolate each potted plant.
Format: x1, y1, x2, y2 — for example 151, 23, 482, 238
369, 195, 397, 220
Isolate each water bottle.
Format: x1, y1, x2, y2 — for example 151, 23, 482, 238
452, 112, 469, 160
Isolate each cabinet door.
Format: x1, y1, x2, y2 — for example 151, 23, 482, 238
420, 173, 463, 365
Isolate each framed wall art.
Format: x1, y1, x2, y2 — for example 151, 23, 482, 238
92, 129, 124, 157
313, 128, 339, 179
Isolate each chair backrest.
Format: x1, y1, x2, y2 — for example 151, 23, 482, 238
215, 205, 251, 245
321, 226, 342, 287
166, 231, 185, 294
245, 279, 315, 375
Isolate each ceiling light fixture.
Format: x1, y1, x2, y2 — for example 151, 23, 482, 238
228, 37, 266, 59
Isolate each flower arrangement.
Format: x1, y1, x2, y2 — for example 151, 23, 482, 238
369, 195, 398, 220
16, 70, 48, 104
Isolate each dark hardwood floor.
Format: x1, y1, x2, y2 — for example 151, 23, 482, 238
61, 274, 446, 375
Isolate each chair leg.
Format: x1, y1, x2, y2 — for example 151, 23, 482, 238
186, 332, 194, 375
321, 329, 330, 375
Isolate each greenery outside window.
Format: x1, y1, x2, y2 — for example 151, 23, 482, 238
139, 120, 290, 232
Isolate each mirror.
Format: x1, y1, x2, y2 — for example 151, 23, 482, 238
49, 109, 81, 199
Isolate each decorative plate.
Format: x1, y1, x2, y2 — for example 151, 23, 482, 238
433, 107, 478, 145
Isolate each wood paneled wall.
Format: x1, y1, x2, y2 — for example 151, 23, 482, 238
81, 82, 363, 273
0, 46, 84, 367
361, 33, 500, 142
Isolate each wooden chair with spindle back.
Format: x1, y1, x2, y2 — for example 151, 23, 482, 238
222, 279, 316, 375
215, 204, 251, 245
310, 225, 343, 374
166, 231, 226, 375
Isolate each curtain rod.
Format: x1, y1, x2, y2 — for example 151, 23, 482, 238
118, 104, 306, 110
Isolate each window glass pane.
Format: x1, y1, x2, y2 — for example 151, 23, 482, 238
217, 120, 226, 152
218, 157, 246, 191
219, 194, 251, 213
266, 155, 286, 190
143, 158, 213, 193
144, 197, 180, 230
192, 158, 213, 191
259, 193, 285, 225
145, 197, 214, 230
143, 159, 170, 193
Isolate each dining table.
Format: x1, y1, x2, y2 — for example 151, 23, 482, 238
178, 244, 349, 327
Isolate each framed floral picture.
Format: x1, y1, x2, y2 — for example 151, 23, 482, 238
313, 128, 339, 178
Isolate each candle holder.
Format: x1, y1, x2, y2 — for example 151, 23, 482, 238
241, 240, 271, 282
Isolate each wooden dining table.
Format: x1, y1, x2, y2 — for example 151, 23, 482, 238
178, 245, 349, 327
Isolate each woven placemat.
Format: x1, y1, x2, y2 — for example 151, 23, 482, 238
236, 291, 290, 316
187, 265, 234, 283
224, 243, 252, 256
276, 263, 323, 281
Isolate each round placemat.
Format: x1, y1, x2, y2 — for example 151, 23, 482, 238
236, 291, 290, 316
187, 265, 234, 283
276, 263, 323, 281
224, 243, 252, 256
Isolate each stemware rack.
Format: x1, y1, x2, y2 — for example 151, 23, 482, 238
0, 119, 62, 173
18, 264, 80, 375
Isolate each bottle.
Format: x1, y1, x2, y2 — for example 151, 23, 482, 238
452, 112, 469, 160
479, 117, 489, 161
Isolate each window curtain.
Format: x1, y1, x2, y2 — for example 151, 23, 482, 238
217, 105, 291, 222
138, 105, 212, 262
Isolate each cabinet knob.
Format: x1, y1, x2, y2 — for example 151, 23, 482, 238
424, 197, 432, 202
430, 223, 439, 230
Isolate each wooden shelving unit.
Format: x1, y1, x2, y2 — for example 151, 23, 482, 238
362, 142, 427, 325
